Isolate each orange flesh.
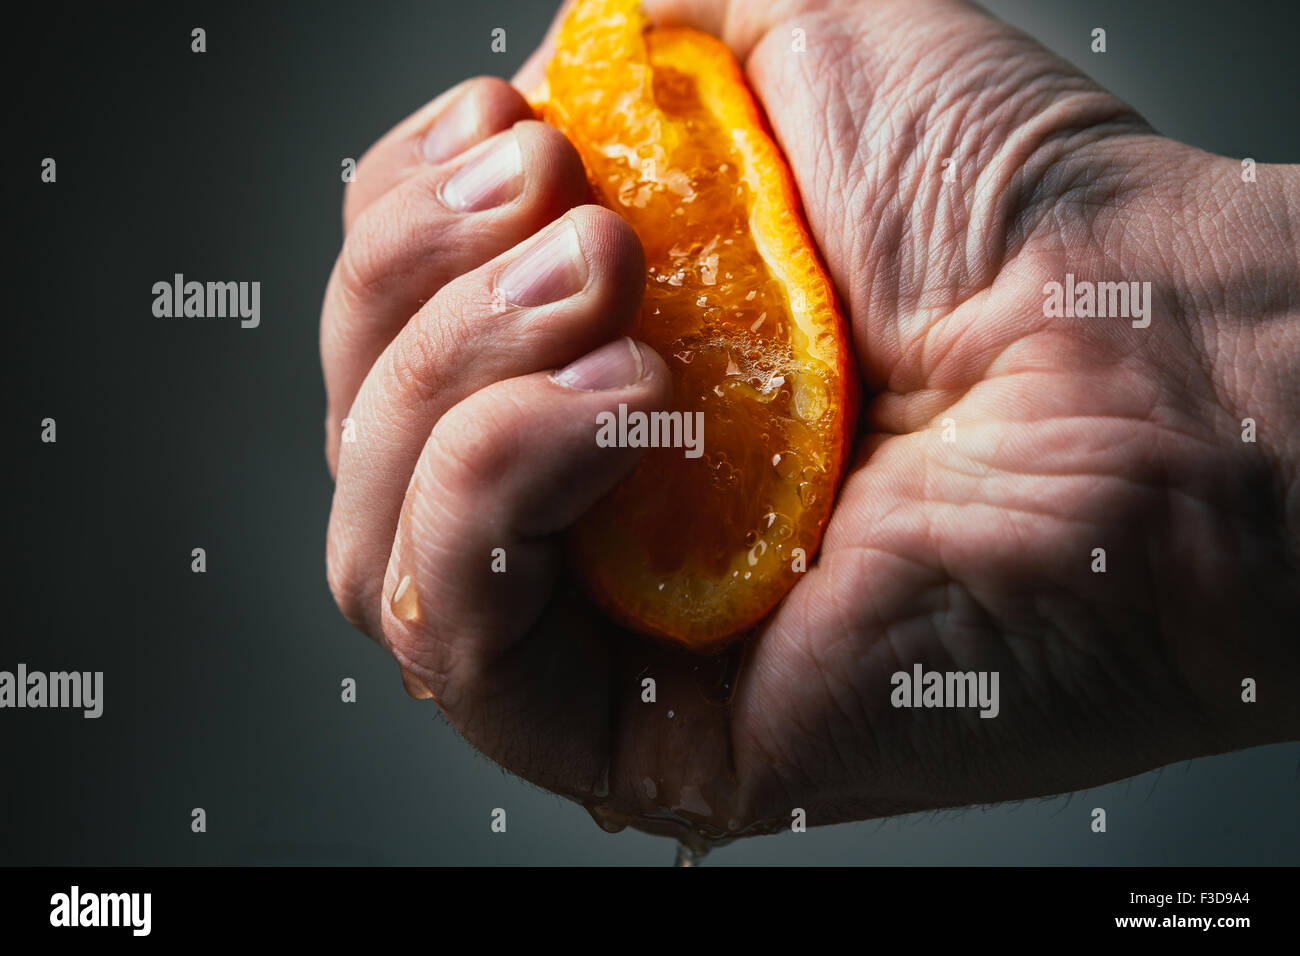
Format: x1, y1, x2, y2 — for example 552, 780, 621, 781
536, 0, 855, 650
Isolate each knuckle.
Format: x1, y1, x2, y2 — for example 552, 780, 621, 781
336, 215, 392, 310
386, 278, 505, 410
336, 183, 452, 310
431, 398, 520, 499
387, 297, 468, 409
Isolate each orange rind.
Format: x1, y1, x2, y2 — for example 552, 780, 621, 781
533, 0, 856, 650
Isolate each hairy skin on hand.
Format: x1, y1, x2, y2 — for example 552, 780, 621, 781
715, 0, 1300, 831
328, 0, 1300, 844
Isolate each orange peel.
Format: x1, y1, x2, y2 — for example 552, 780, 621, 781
533, 0, 857, 650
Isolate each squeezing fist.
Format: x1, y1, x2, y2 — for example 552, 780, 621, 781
322, 0, 1300, 847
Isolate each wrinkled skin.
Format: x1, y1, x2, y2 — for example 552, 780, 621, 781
322, 0, 1300, 844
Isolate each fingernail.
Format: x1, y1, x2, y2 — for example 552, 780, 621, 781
496, 219, 587, 307
551, 338, 647, 391
440, 131, 523, 212
422, 88, 480, 163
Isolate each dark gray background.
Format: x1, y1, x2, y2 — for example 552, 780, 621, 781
7, 0, 1298, 865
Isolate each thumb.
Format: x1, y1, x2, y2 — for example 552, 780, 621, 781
647, 0, 1147, 386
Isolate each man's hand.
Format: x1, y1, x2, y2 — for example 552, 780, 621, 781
323, 0, 1300, 845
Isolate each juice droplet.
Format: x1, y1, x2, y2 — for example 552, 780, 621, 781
593, 763, 611, 799
797, 482, 817, 506
771, 450, 802, 480
391, 575, 420, 622
673, 842, 709, 867
584, 803, 630, 834
792, 373, 829, 421
766, 512, 794, 541
693, 641, 744, 704
400, 667, 433, 700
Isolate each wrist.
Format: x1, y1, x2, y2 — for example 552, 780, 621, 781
1180, 149, 1300, 522
1059, 138, 1300, 744
1179, 149, 1300, 744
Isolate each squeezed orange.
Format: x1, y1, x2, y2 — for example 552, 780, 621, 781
534, 0, 856, 649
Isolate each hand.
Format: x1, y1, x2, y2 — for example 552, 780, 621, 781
323, 0, 1300, 846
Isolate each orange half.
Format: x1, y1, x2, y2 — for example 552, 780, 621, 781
533, 0, 856, 651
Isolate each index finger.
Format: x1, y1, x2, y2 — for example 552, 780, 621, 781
342, 76, 535, 233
